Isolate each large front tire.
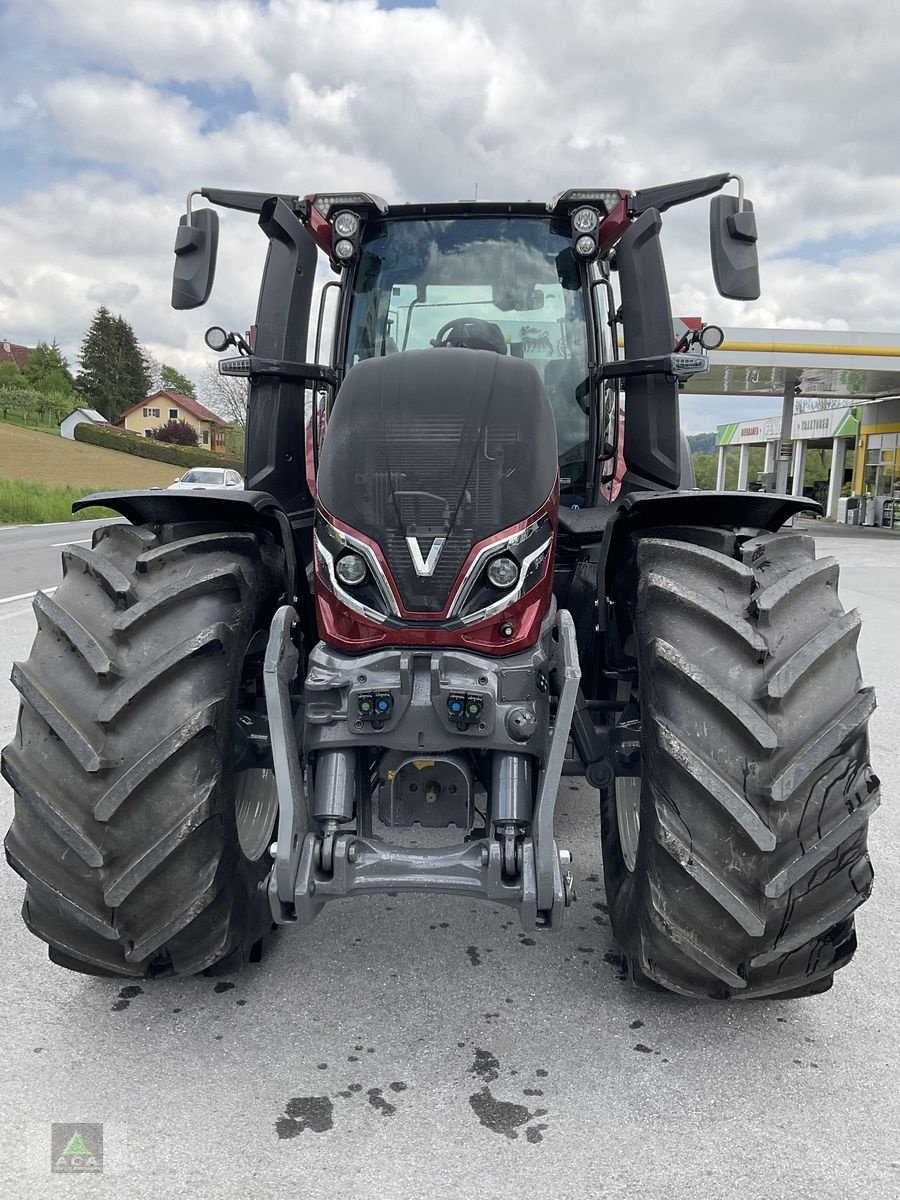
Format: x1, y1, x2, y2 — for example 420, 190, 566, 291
2, 521, 286, 978
601, 530, 879, 999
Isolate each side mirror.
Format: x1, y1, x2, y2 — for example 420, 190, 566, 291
710, 194, 760, 300
172, 207, 219, 310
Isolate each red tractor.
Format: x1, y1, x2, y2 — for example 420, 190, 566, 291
2, 175, 878, 998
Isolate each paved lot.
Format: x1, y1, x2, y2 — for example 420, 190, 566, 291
0, 522, 897, 1199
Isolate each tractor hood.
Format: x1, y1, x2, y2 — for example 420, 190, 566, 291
316, 349, 558, 612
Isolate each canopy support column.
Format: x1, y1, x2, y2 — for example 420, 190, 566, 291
737, 443, 751, 491
827, 437, 848, 519
716, 444, 728, 490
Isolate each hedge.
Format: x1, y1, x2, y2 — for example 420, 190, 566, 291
74, 422, 243, 473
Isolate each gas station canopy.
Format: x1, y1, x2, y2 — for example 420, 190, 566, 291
682, 327, 900, 398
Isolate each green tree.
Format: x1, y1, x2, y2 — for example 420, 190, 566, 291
159, 364, 197, 398
0, 361, 20, 388
77, 307, 151, 420
22, 340, 74, 395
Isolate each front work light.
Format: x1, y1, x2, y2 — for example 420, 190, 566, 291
336, 552, 368, 585
574, 235, 597, 258
333, 210, 360, 238
334, 238, 356, 261
572, 207, 599, 233
486, 556, 519, 588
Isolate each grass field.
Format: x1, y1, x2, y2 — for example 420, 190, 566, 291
0, 422, 178, 523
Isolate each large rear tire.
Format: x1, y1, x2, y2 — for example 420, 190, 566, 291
601, 529, 879, 999
1, 521, 286, 978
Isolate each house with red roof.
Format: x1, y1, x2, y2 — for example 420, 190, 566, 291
117, 389, 231, 452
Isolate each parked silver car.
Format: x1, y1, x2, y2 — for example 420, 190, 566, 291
167, 467, 244, 490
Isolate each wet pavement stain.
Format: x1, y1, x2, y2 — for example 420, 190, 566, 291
536, 1068, 548, 1078
630, 1019, 645, 1030
389, 1082, 407, 1093
466, 946, 482, 967
527, 1124, 548, 1144
235, 999, 247, 1007
468, 1087, 548, 1141
519, 936, 536, 946
111, 985, 143, 1012
470, 1048, 500, 1084
276, 1096, 334, 1138
213, 981, 235, 993
367, 1087, 396, 1117
633, 1043, 653, 1054
523, 1088, 543, 1096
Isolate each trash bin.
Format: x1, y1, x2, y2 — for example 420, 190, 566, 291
845, 497, 861, 525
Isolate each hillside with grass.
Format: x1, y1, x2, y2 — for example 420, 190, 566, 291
0, 422, 178, 522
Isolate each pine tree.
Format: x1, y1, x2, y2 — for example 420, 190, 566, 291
77, 307, 151, 420
22, 340, 74, 395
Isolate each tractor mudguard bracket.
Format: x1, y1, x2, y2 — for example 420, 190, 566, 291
263, 604, 310, 921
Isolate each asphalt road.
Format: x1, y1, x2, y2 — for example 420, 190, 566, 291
0, 521, 897, 1199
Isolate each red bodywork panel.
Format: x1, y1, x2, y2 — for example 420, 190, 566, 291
315, 493, 557, 656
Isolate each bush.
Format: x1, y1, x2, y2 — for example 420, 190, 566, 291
151, 418, 199, 446
74, 422, 242, 473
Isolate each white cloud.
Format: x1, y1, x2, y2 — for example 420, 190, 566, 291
0, 0, 897, 423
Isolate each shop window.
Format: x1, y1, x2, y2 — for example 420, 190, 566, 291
202, 430, 209, 445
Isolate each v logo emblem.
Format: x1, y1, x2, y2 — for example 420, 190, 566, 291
406, 536, 446, 577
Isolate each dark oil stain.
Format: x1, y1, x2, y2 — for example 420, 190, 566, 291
367, 1087, 396, 1117
593, 901, 608, 912
484, 1012, 499, 1022
213, 981, 235, 993
439, 922, 450, 928
366, 1047, 375, 1054
466, 946, 482, 967
33, 1047, 42, 1053
468, 1087, 532, 1140
389, 1081, 408, 1093
630, 1019, 645, 1030
348, 1084, 363, 1093
536, 1068, 548, 1077
776, 1017, 786, 1023
504, 997, 514, 1004
111, 985, 143, 1012
457, 1041, 467, 1048
520, 936, 536, 946
593, 915, 608, 926
354, 1044, 364, 1050
523, 1088, 543, 1096
526, 1124, 548, 1144
215, 1035, 223, 1041
470, 1048, 500, 1084
172, 1008, 182, 1013
633, 1043, 653, 1054
276, 1096, 334, 1138
236, 999, 247, 1007
585, 873, 600, 883
348, 1055, 359, 1062
317, 1063, 328, 1070
576, 946, 595, 954
510, 1069, 518, 1076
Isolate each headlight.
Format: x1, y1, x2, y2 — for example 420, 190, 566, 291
333, 210, 360, 238
572, 207, 599, 233
486, 556, 519, 588
574, 234, 597, 257
336, 552, 367, 586
334, 238, 356, 261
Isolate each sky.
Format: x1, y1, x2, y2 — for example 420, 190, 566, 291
1, 0, 899, 433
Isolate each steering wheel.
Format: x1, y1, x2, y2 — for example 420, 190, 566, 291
431, 317, 508, 355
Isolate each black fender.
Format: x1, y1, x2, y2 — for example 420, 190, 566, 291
571, 489, 821, 683
72, 488, 308, 627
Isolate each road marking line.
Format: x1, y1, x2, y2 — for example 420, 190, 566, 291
50, 539, 91, 547
0, 587, 57, 605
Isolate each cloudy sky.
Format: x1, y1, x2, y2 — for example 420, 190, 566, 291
1, 0, 898, 432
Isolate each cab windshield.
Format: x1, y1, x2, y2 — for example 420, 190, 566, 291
343, 216, 590, 498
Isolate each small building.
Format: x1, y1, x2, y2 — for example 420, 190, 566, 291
0, 339, 33, 370
117, 390, 230, 452
59, 407, 109, 440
